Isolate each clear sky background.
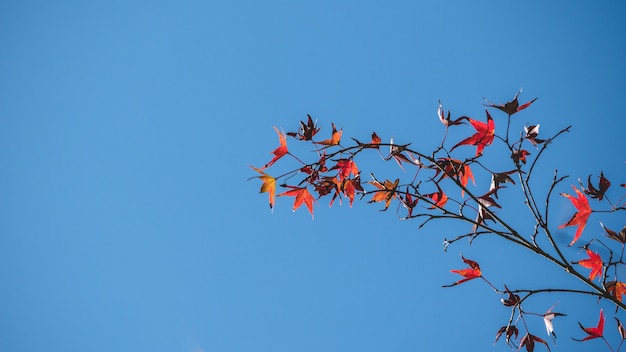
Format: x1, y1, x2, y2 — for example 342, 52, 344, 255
1, 1, 625, 351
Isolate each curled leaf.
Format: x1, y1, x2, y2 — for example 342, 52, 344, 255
483, 89, 538, 116
287, 114, 319, 141
512, 149, 531, 165
315, 122, 342, 146
601, 222, 626, 245
263, 127, 289, 169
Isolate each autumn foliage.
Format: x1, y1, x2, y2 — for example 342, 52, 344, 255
249, 90, 626, 351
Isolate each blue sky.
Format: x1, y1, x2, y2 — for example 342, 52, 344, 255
1, 1, 625, 351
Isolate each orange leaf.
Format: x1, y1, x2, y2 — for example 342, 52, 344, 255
371, 132, 381, 145
558, 186, 592, 246
249, 165, 277, 210
606, 281, 626, 302
573, 249, 603, 281
278, 186, 315, 218
263, 127, 289, 169
315, 123, 342, 146
368, 178, 399, 211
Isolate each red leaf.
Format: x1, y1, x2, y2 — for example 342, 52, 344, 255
263, 127, 289, 169
572, 249, 603, 281
574, 309, 604, 342
425, 183, 448, 209
450, 110, 495, 156
400, 187, 419, 218
278, 186, 315, 218
558, 186, 592, 246
443, 254, 481, 287
483, 89, 538, 116
331, 159, 359, 181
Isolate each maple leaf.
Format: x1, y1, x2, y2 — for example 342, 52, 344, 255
287, 114, 319, 141
315, 123, 342, 146
494, 325, 518, 347
277, 186, 315, 218
450, 109, 495, 156
351, 131, 382, 149
512, 149, 531, 165
434, 158, 475, 197
519, 333, 550, 352
388, 138, 420, 171
443, 254, 481, 287
616, 317, 626, 339
606, 280, 626, 302
558, 186, 592, 246
331, 158, 359, 181
341, 176, 364, 207
371, 132, 381, 145
490, 170, 517, 199
314, 176, 341, 204
524, 124, 545, 146
249, 165, 277, 210
437, 100, 466, 127
601, 222, 626, 245
543, 305, 567, 339
500, 285, 520, 307
368, 177, 399, 211
473, 188, 501, 233
263, 126, 289, 169
400, 187, 419, 218
425, 183, 448, 209
573, 309, 604, 342
483, 89, 538, 116
583, 171, 611, 200
572, 249, 603, 281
